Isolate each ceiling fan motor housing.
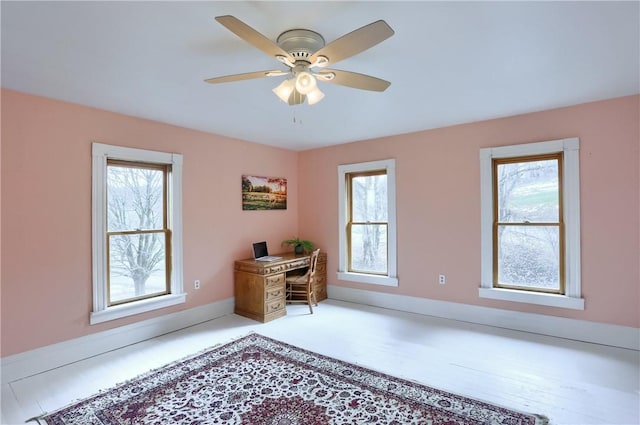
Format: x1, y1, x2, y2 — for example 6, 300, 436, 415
277, 29, 325, 62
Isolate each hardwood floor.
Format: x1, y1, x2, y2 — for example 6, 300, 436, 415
2, 300, 639, 424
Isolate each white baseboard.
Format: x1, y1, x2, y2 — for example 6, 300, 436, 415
328, 285, 640, 351
1, 298, 235, 385
3, 291, 637, 386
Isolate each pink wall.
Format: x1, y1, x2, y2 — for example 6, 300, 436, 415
1, 89, 299, 357
2, 90, 638, 358
299, 95, 640, 328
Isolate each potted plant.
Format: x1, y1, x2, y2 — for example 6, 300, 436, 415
281, 237, 314, 255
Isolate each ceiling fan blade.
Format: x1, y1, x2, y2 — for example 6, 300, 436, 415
204, 70, 288, 84
309, 20, 394, 67
318, 69, 391, 92
215, 15, 294, 63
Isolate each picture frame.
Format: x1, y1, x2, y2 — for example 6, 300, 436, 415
242, 175, 287, 210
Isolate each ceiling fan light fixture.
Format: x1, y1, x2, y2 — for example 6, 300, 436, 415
295, 71, 317, 95
306, 87, 325, 105
272, 78, 295, 103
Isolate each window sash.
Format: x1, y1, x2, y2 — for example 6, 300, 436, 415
494, 223, 564, 294
106, 229, 172, 306
107, 160, 169, 231
347, 222, 389, 275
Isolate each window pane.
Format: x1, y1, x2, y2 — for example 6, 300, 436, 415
350, 224, 387, 274
352, 174, 387, 222
497, 159, 559, 223
107, 165, 164, 232
497, 225, 560, 290
108, 233, 168, 304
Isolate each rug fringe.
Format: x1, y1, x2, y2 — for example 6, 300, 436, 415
534, 413, 550, 425
110, 331, 259, 388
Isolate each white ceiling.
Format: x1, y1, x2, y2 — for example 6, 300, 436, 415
2, 1, 638, 151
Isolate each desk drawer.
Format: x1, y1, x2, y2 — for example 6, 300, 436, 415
266, 287, 284, 301
265, 299, 285, 314
265, 273, 285, 287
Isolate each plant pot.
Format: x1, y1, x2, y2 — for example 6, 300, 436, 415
294, 245, 304, 255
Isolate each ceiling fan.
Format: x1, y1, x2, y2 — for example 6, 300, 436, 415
204, 15, 394, 105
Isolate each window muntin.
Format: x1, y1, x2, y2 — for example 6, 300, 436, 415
347, 171, 388, 275
493, 154, 564, 294
106, 160, 171, 306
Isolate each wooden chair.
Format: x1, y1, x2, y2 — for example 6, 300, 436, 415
285, 248, 320, 314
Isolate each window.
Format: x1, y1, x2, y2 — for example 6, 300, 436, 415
338, 159, 397, 286
479, 138, 584, 309
91, 143, 185, 324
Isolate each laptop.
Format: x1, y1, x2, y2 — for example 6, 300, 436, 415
252, 241, 282, 262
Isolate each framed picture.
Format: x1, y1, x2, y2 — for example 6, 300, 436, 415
242, 175, 287, 210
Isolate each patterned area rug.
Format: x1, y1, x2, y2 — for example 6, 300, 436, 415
33, 333, 548, 424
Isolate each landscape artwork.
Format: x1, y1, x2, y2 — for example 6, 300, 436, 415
242, 175, 287, 210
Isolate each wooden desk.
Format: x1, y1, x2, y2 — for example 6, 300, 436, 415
234, 252, 327, 322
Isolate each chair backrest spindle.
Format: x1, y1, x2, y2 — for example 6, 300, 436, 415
307, 248, 320, 287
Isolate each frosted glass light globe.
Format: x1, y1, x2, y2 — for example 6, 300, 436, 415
295, 72, 317, 95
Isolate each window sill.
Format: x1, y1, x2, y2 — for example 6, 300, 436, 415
337, 272, 398, 287
90, 293, 187, 325
478, 287, 584, 310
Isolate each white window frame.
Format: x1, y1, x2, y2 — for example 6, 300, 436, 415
479, 137, 584, 310
338, 159, 398, 286
91, 143, 185, 324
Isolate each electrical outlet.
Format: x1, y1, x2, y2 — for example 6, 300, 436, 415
194, 280, 200, 290
438, 274, 446, 285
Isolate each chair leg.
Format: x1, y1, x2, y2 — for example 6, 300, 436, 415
307, 289, 313, 314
